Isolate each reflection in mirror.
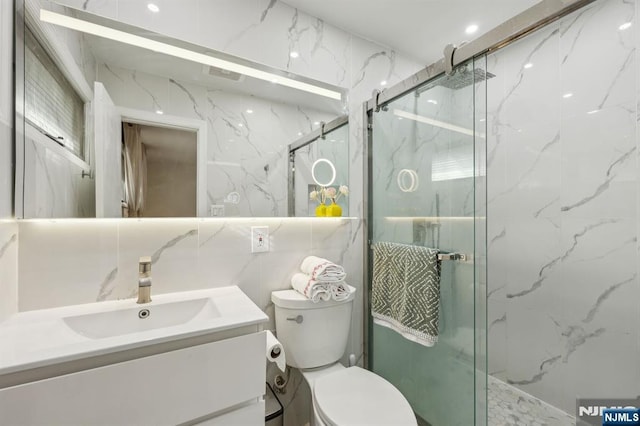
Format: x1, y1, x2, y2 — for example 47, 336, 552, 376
289, 116, 349, 217
17, 1, 347, 218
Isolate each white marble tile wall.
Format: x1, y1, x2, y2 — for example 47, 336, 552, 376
0, 222, 18, 323
23, 131, 96, 218
486, 0, 639, 416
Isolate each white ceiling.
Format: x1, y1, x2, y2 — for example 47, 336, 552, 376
282, 0, 540, 64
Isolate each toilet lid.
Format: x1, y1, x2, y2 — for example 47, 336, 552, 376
313, 367, 416, 426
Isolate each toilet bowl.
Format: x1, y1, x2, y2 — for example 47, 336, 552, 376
271, 288, 416, 425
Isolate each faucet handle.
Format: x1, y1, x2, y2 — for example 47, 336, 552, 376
139, 256, 152, 274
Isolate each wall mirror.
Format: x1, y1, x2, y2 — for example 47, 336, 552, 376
14, 0, 348, 218
288, 116, 348, 217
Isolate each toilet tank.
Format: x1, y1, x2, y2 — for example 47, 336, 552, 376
271, 287, 356, 369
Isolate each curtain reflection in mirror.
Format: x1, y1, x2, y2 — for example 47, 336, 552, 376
122, 123, 147, 217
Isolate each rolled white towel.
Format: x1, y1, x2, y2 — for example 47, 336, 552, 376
300, 256, 346, 283
291, 273, 331, 302
330, 282, 351, 301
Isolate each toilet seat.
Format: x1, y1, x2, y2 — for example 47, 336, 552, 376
312, 367, 416, 426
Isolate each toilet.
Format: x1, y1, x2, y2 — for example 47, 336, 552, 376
271, 287, 416, 426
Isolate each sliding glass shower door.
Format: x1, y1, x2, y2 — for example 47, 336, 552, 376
368, 57, 487, 425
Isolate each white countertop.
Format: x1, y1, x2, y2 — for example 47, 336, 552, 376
0, 286, 268, 376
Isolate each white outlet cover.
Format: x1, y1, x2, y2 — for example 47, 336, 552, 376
251, 226, 269, 253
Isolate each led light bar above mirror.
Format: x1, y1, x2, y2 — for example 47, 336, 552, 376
39, 9, 345, 101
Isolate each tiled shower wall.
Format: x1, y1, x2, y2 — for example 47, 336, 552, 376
487, 0, 640, 415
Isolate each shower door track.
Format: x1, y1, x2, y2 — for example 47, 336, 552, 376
363, 0, 596, 114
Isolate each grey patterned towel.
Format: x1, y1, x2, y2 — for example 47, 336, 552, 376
371, 242, 441, 347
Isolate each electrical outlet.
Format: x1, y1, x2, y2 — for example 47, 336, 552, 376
251, 226, 269, 253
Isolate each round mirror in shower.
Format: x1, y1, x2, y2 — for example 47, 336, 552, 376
311, 158, 337, 187
397, 169, 419, 192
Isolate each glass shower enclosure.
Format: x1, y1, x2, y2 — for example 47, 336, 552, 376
367, 57, 488, 425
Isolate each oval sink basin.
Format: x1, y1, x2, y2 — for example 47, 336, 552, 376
63, 298, 220, 339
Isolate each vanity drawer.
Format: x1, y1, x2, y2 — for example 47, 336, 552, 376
0, 332, 266, 425
196, 400, 265, 425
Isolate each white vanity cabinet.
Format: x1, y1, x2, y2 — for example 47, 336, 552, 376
0, 331, 266, 425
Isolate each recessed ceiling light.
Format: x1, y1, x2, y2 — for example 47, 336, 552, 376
238, 123, 244, 127
313, 121, 320, 126
427, 99, 438, 105
563, 93, 573, 98
290, 51, 299, 58
465, 24, 478, 35
380, 80, 387, 86
246, 109, 253, 114
330, 139, 336, 142
524, 63, 533, 69
297, 132, 303, 136
587, 109, 600, 114
39, 10, 343, 101
155, 109, 163, 115
147, 3, 159, 13
619, 22, 632, 31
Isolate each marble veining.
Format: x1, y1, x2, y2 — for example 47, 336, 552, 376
490, 132, 560, 203
222, 0, 279, 52
261, 0, 278, 23
507, 219, 619, 299
352, 51, 394, 89
508, 355, 562, 386
487, 27, 559, 168
169, 79, 205, 120
0, 233, 17, 260
96, 267, 118, 301
533, 198, 559, 218
490, 314, 507, 330
131, 70, 163, 112
487, 0, 640, 415
151, 229, 198, 264
597, 49, 634, 109
560, 147, 636, 212
489, 375, 574, 425
285, 9, 308, 69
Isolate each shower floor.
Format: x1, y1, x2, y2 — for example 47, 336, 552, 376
488, 376, 575, 425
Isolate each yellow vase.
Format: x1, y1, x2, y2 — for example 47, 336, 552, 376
315, 203, 327, 217
328, 200, 342, 217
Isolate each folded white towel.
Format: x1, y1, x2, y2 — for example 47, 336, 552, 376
330, 282, 351, 301
300, 256, 346, 282
291, 273, 331, 302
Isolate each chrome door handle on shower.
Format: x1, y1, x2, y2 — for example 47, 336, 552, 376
286, 315, 303, 324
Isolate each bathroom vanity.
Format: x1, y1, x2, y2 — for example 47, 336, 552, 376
0, 286, 269, 425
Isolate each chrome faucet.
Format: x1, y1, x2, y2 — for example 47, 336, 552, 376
137, 256, 152, 304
